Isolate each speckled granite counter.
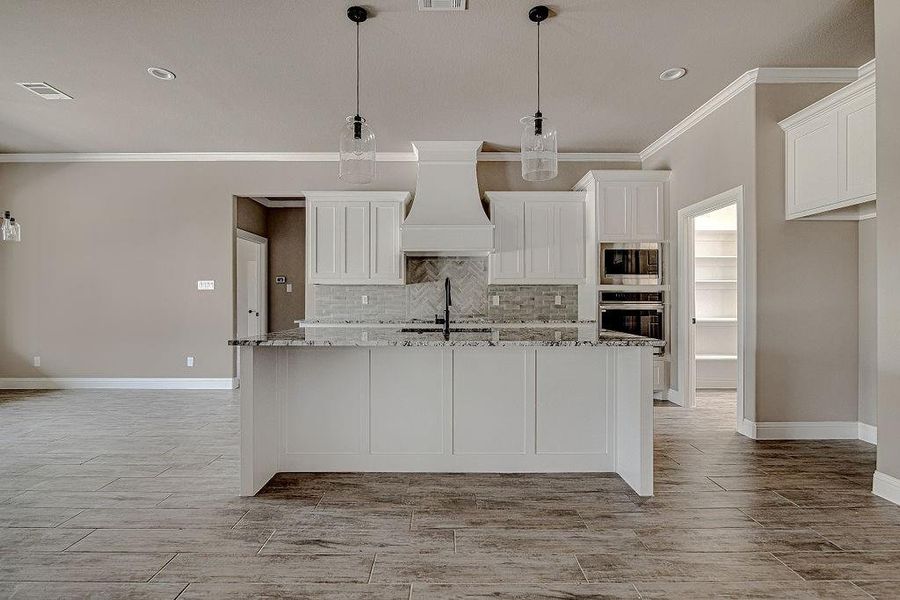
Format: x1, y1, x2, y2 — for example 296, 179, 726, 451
230, 324, 661, 347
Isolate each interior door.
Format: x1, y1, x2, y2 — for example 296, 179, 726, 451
237, 236, 264, 338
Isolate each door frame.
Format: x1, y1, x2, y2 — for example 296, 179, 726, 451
676, 185, 755, 436
236, 228, 268, 337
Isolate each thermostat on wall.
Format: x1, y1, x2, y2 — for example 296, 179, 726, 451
275, 276, 286, 284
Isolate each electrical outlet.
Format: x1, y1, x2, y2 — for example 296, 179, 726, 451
33, 356, 40, 367
554, 330, 562, 341
361, 295, 368, 305
361, 331, 368, 341
186, 356, 194, 367
554, 295, 562, 306
491, 295, 500, 306
197, 280, 215, 291
286, 283, 293, 293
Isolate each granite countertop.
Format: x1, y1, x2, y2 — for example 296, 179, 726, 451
230, 324, 662, 348
295, 319, 600, 329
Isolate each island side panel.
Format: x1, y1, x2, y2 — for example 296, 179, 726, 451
240, 346, 279, 496
614, 345, 654, 496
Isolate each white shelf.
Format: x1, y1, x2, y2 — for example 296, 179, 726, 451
697, 354, 737, 361
696, 317, 737, 324
695, 255, 737, 260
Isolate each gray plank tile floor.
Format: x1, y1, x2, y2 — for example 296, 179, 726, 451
0, 388, 896, 599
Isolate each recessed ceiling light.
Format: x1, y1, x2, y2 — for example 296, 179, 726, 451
147, 67, 176, 81
659, 67, 687, 81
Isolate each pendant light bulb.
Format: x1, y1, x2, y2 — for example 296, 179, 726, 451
521, 5, 557, 182
340, 6, 376, 184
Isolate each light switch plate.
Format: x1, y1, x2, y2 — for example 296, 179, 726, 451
554, 295, 562, 306
197, 280, 215, 291
186, 356, 194, 367
286, 283, 293, 293
361, 295, 368, 305
491, 295, 500, 306
33, 356, 40, 367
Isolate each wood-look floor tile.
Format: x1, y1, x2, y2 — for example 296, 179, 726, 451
7, 490, 171, 508
61, 507, 248, 529
152, 553, 375, 583
409, 583, 640, 599
290, 508, 414, 531
370, 552, 586, 584
853, 581, 900, 599
454, 528, 644, 554
412, 508, 584, 530
774, 551, 900, 581
635, 527, 840, 552
0, 551, 175, 582
577, 551, 802, 582
709, 474, 863, 492
634, 580, 875, 599
24, 464, 170, 479
26, 476, 120, 491
177, 583, 410, 599
66, 527, 274, 554
580, 507, 758, 530
155, 492, 305, 510
0, 527, 92, 552
740, 506, 900, 528
634, 490, 795, 510
475, 493, 641, 513
774, 488, 894, 508
811, 526, 900, 551
0, 582, 186, 599
260, 528, 453, 554
0, 506, 83, 528
99, 476, 239, 494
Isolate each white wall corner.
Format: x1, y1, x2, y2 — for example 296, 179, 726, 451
857, 422, 877, 445
738, 419, 758, 439
666, 388, 683, 406
873, 471, 900, 507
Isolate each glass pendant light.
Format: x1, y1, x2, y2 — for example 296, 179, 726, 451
521, 5, 558, 182
1, 210, 21, 242
339, 6, 376, 184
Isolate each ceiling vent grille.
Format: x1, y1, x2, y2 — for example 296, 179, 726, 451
17, 82, 72, 100
418, 0, 466, 11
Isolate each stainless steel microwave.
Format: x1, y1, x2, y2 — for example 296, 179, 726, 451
599, 242, 661, 285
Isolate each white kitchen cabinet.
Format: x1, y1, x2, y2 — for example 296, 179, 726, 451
486, 192, 586, 284
306, 192, 409, 285
595, 181, 665, 241
780, 70, 876, 220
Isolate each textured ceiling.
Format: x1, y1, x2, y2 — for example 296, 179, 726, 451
0, 0, 874, 153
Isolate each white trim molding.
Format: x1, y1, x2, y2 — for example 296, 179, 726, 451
873, 471, 900, 506
639, 64, 869, 161
858, 422, 877, 445
0, 151, 641, 164
0, 378, 238, 390
744, 420, 865, 441
666, 388, 683, 407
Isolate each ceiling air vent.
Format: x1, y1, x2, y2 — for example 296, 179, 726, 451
17, 82, 72, 100
418, 0, 466, 11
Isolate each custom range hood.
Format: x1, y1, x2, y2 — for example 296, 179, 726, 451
401, 141, 494, 256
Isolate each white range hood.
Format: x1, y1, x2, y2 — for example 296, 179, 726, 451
401, 141, 494, 256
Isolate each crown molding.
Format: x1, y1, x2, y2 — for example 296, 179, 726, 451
0, 151, 641, 164
639, 64, 869, 161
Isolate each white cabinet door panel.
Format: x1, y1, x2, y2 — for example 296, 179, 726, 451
633, 183, 664, 241
342, 203, 370, 279
788, 114, 839, 215
598, 185, 630, 240
370, 201, 402, 283
310, 203, 342, 281
838, 92, 876, 202
491, 200, 525, 281
553, 202, 585, 279
452, 349, 527, 455
524, 203, 555, 279
535, 349, 609, 455
369, 349, 444, 454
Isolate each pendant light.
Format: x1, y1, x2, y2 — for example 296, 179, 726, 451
339, 6, 376, 184
1, 210, 21, 242
520, 5, 558, 182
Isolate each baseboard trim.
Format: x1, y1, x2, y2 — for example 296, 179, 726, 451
666, 388, 683, 406
858, 422, 877, 445
739, 418, 758, 439
753, 420, 859, 440
873, 471, 900, 506
0, 378, 238, 390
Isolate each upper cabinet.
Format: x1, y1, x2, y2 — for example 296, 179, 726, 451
486, 192, 586, 284
575, 171, 670, 242
307, 192, 409, 285
780, 70, 876, 220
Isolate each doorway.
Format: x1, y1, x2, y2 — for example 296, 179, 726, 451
236, 229, 268, 339
677, 186, 754, 434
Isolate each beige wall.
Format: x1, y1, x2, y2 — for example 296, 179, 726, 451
875, 0, 900, 479
0, 159, 627, 379
642, 86, 758, 417
858, 218, 877, 427
267, 208, 306, 331
643, 82, 860, 424
235, 196, 268, 238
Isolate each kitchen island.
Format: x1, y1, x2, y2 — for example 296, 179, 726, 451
230, 324, 658, 497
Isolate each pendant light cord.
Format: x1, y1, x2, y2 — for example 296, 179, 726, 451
356, 21, 360, 117
536, 21, 540, 113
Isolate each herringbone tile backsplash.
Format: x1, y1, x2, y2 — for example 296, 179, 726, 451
312, 258, 577, 322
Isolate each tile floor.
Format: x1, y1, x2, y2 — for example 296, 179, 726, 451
0, 388, 897, 599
